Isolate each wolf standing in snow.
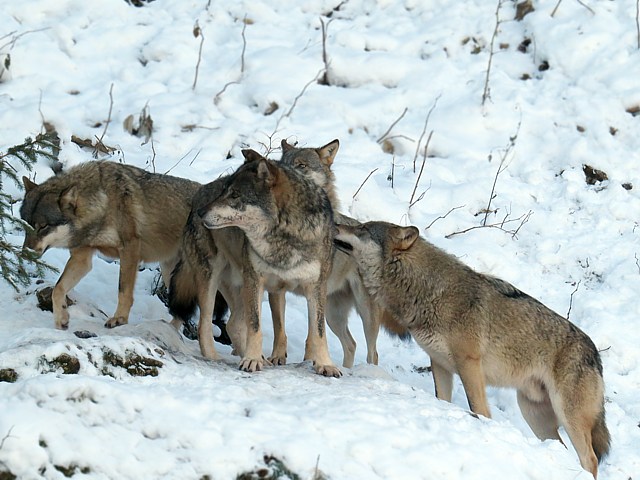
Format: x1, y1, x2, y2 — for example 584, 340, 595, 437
20, 161, 200, 330
276, 139, 408, 367
197, 150, 341, 377
334, 220, 610, 478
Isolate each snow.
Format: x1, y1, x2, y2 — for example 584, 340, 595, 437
0, 0, 639, 478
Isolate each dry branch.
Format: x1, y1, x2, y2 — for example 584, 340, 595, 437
274, 68, 324, 133
566, 280, 581, 320
446, 209, 532, 239
412, 96, 440, 172
482, 117, 521, 226
318, 17, 334, 85
425, 205, 465, 230
95, 83, 114, 158
213, 18, 248, 104
409, 130, 433, 206
637, 0, 640, 49
377, 107, 408, 144
482, 0, 503, 106
353, 168, 379, 199
192, 21, 205, 90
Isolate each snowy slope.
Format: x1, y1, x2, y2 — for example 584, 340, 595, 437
0, 0, 639, 478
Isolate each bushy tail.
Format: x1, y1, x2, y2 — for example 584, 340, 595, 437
168, 257, 198, 323
380, 309, 411, 342
592, 406, 611, 463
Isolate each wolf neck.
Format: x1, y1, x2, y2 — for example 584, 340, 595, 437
375, 240, 452, 330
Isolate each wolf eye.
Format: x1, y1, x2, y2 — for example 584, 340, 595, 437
295, 162, 307, 170
36, 224, 50, 234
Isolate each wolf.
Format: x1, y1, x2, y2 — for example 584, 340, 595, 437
168, 140, 392, 370
196, 150, 341, 377
274, 139, 409, 367
334, 221, 610, 478
167, 174, 248, 361
20, 161, 200, 330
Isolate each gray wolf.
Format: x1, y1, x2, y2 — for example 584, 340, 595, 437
334, 220, 610, 478
277, 139, 409, 367
20, 161, 200, 330
167, 175, 248, 361
197, 150, 341, 377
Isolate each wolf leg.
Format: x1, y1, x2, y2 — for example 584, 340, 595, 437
431, 360, 454, 402
516, 383, 563, 442
267, 290, 288, 365
304, 282, 342, 378
52, 247, 94, 329
105, 238, 141, 328
239, 261, 266, 372
195, 256, 227, 360
325, 289, 356, 368
452, 348, 491, 418
552, 378, 603, 478
354, 286, 380, 366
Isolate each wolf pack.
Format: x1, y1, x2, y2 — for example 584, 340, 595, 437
19, 139, 610, 477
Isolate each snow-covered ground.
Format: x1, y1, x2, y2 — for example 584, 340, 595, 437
1, 0, 639, 478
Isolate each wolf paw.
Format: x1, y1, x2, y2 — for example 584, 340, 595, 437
105, 316, 128, 328
54, 312, 69, 330
239, 357, 264, 372
315, 364, 343, 378
268, 353, 287, 366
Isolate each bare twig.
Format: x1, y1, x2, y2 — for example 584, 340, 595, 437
552, 0, 594, 17
575, 0, 595, 15
318, 17, 334, 85
149, 137, 156, 173
353, 168, 379, 199
482, 0, 503, 106
482, 118, 521, 226
0, 426, 14, 449
192, 21, 205, 90
636, 0, 640, 49
312, 455, 322, 480
635, 253, 640, 274
377, 107, 408, 144
566, 280, 581, 320
274, 68, 324, 133
446, 210, 532, 239
213, 18, 248, 104
409, 130, 433, 206
164, 148, 200, 174
425, 205, 465, 230
256, 131, 281, 157
412, 96, 440, 172
94, 83, 114, 159
0, 28, 50, 51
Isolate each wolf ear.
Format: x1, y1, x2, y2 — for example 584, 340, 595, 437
390, 226, 419, 251
317, 139, 339, 167
256, 159, 279, 187
22, 176, 38, 193
281, 139, 296, 152
59, 185, 78, 215
241, 149, 266, 164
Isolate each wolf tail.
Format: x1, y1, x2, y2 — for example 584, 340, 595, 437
168, 257, 198, 323
592, 406, 611, 463
380, 309, 412, 342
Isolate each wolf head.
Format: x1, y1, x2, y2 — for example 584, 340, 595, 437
19, 176, 78, 255
279, 139, 340, 209
334, 221, 419, 285
197, 150, 281, 234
